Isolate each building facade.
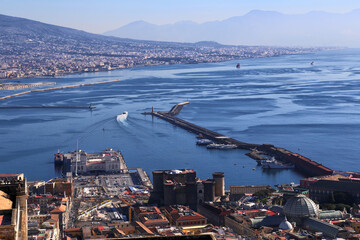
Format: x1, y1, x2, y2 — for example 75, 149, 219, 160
0, 173, 28, 240
64, 148, 127, 175
151, 169, 221, 210
161, 205, 207, 227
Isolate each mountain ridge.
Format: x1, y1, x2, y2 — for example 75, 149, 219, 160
104, 9, 360, 47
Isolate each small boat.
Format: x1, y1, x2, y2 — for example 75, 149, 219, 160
310, 61, 315, 65
206, 143, 237, 150
260, 157, 294, 169
196, 134, 204, 139
236, 63, 241, 69
196, 139, 214, 145
116, 111, 128, 121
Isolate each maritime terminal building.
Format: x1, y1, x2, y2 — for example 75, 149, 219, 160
63, 148, 127, 175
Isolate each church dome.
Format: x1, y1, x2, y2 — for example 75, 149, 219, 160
283, 194, 319, 224
279, 217, 293, 230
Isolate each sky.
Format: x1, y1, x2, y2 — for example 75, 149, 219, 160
1, 0, 360, 33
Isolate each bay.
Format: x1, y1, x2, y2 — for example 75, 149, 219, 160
0, 48, 359, 188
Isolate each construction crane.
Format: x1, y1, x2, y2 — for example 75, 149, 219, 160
120, 198, 132, 222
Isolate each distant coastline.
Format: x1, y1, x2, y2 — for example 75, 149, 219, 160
0, 47, 336, 82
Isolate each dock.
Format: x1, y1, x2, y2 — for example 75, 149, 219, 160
144, 102, 334, 177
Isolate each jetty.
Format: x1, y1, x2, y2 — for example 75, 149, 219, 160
144, 102, 334, 177
0, 79, 122, 101
0, 105, 95, 109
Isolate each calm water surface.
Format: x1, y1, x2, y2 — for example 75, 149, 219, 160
0, 49, 359, 187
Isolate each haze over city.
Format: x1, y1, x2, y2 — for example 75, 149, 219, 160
2, 0, 360, 46
1, 1, 360, 240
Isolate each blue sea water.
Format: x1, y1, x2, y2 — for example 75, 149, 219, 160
0, 49, 359, 188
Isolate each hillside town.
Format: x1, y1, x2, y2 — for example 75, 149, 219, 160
0, 29, 323, 80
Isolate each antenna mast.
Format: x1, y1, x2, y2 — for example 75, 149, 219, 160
75, 140, 79, 177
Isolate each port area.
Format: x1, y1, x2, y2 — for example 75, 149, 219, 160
143, 102, 334, 177
59, 148, 153, 228
69, 171, 152, 228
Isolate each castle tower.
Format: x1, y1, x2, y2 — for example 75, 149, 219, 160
212, 172, 225, 197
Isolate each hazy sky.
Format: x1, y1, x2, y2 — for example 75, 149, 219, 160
2, 0, 360, 33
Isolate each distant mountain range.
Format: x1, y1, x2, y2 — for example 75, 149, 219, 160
0, 14, 226, 50
104, 9, 360, 47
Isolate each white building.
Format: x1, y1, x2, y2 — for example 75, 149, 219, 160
65, 148, 127, 175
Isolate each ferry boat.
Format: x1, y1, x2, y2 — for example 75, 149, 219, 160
206, 143, 237, 150
196, 139, 213, 145
260, 157, 294, 169
116, 111, 128, 121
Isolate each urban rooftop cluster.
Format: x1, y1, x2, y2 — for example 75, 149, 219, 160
1, 148, 360, 240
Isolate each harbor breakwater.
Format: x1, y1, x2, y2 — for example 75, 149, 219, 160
0, 79, 122, 101
145, 103, 334, 177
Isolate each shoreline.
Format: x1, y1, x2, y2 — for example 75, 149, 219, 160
0, 47, 342, 103
0, 49, 327, 82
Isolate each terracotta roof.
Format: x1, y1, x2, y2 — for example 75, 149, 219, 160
176, 215, 206, 221
0, 194, 12, 210
64, 228, 81, 232
135, 221, 154, 234
50, 204, 66, 213
0, 173, 21, 177
51, 214, 59, 221
166, 205, 206, 222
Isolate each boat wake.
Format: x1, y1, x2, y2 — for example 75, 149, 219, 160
116, 111, 128, 126
116, 118, 128, 127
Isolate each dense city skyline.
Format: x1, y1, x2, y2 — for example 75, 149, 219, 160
2, 0, 360, 34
